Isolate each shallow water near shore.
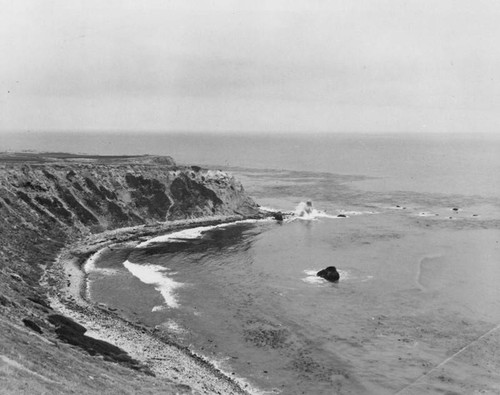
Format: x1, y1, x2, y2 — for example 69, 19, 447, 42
85, 134, 500, 394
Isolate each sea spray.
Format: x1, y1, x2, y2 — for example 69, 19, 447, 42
302, 269, 352, 284
293, 201, 339, 220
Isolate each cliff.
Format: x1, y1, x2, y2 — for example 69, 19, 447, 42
0, 153, 260, 394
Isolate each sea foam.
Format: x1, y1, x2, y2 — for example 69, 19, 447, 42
291, 208, 339, 221
338, 210, 378, 216
292, 201, 345, 221
84, 247, 119, 275
136, 218, 270, 248
123, 260, 183, 309
303, 269, 352, 284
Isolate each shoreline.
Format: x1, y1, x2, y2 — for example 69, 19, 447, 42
46, 215, 270, 395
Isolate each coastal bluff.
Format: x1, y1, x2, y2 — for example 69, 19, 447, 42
0, 152, 261, 394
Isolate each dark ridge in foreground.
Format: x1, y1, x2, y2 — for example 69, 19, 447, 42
0, 152, 262, 394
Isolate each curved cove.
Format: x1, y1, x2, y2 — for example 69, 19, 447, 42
86, 193, 500, 395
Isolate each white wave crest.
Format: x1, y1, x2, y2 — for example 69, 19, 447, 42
302, 268, 351, 284
293, 201, 350, 221
84, 248, 119, 275
314, 211, 341, 219
259, 206, 280, 212
136, 218, 270, 248
282, 202, 378, 221
137, 225, 213, 247
338, 210, 378, 216
123, 260, 184, 309
417, 212, 438, 217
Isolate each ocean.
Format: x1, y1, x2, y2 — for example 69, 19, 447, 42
9, 132, 500, 394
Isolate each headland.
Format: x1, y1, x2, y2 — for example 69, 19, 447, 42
0, 152, 266, 394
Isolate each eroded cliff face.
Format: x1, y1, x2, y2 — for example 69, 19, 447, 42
0, 153, 259, 304
0, 154, 258, 235
0, 153, 260, 393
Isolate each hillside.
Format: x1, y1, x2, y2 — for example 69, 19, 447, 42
0, 153, 261, 394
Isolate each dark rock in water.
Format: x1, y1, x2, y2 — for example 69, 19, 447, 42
317, 266, 340, 282
273, 212, 284, 221
337, 214, 347, 218
22, 318, 43, 334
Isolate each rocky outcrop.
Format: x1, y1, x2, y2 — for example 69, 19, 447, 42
272, 212, 284, 221
317, 266, 340, 282
47, 313, 151, 374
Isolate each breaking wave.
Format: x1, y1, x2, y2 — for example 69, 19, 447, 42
136, 218, 270, 248
292, 202, 339, 220
122, 260, 184, 309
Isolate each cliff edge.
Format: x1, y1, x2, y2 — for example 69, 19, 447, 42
0, 152, 260, 394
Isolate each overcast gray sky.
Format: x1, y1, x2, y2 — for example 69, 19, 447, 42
1, 0, 500, 134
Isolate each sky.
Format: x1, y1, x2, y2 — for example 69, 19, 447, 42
1, 0, 500, 134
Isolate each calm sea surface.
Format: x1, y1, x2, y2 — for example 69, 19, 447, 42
11, 132, 499, 394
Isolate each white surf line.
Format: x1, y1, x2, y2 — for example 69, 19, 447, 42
197, 354, 268, 395
394, 322, 500, 394
83, 246, 111, 274
81, 245, 113, 301
136, 218, 272, 248
123, 260, 183, 309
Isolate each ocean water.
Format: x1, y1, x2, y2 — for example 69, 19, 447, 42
75, 132, 500, 394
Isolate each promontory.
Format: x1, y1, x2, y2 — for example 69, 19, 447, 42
0, 152, 264, 394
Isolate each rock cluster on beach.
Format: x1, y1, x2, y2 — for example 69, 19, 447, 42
0, 152, 260, 394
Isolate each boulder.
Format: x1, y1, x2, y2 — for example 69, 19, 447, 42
273, 212, 284, 221
317, 266, 340, 282
48, 314, 87, 335
22, 318, 43, 334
